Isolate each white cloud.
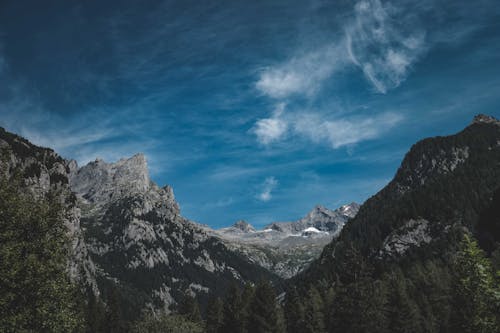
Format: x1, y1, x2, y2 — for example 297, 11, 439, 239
346, 0, 427, 93
252, 102, 403, 149
256, 44, 346, 99
256, 0, 429, 98
257, 176, 278, 202
293, 112, 403, 148
253, 103, 288, 145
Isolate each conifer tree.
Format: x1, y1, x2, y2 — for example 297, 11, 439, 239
0, 177, 82, 332
248, 280, 285, 333
106, 285, 126, 333
303, 286, 326, 333
388, 271, 422, 333
205, 295, 224, 333
451, 234, 499, 333
178, 292, 202, 323
284, 287, 306, 333
85, 291, 107, 333
222, 284, 246, 333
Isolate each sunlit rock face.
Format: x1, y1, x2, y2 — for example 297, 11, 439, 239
69, 154, 280, 313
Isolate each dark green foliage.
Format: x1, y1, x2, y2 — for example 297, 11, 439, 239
205, 295, 224, 333
105, 285, 127, 333
84, 291, 107, 333
387, 270, 423, 333
329, 249, 389, 333
477, 187, 500, 254
450, 234, 499, 333
284, 287, 306, 333
247, 280, 285, 333
302, 286, 325, 333
0, 177, 82, 332
50, 172, 69, 184
131, 312, 203, 333
222, 284, 246, 333
177, 293, 202, 323
23, 162, 41, 178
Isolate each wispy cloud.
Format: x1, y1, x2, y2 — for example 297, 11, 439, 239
251, 0, 434, 148
255, 0, 430, 97
293, 112, 403, 148
346, 0, 427, 93
255, 44, 346, 99
253, 103, 403, 149
253, 103, 288, 144
257, 176, 278, 202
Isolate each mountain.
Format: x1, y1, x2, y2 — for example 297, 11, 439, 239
264, 203, 359, 235
0, 127, 280, 319
293, 114, 500, 331
212, 203, 359, 278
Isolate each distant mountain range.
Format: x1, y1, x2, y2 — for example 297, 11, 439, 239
211, 203, 359, 278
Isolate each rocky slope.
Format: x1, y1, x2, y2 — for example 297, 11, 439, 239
0, 127, 280, 318
212, 203, 359, 278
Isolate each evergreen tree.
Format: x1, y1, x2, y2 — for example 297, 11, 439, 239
303, 286, 326, 333
451, 234, 499, 333
329, 245, 389, 333
177, 292, 202, 323
106, 285, 126, 333
205, 295, 224, 333
0, 177, 82, 332
85, 291, 107, 333
222, 284, 246, 333
131, 312, 203, 333
247, 280, 285, 333
284, 287, 305, 333
388, 271, 422, 333
240, 282, 255, 328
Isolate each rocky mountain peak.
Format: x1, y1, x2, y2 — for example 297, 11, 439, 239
232, 220, 255, 233
70, 153, 151, 203
339, 202, 361, 218
472, 114, 499, 125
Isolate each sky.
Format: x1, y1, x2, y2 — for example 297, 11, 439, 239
1, 0, 500, 228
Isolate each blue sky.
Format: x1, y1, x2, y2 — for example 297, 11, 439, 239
1, 0, 499, 228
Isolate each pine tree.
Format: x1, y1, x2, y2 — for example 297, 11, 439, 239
85, 290, 107, 333
247, 280, 285, 333
178, 292, 202, 323
205, 295, 224, 333
329, 244, 389, 333
106, 285, 126, 333
222, 284, 246, 333
284, 287, 305, 333
451, 234, 499, 333
131, 312, 203, 333
240, 282, 255, 328
303, 286, 326, 333
0, 177, 82, 332
388, 271, 422, 333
